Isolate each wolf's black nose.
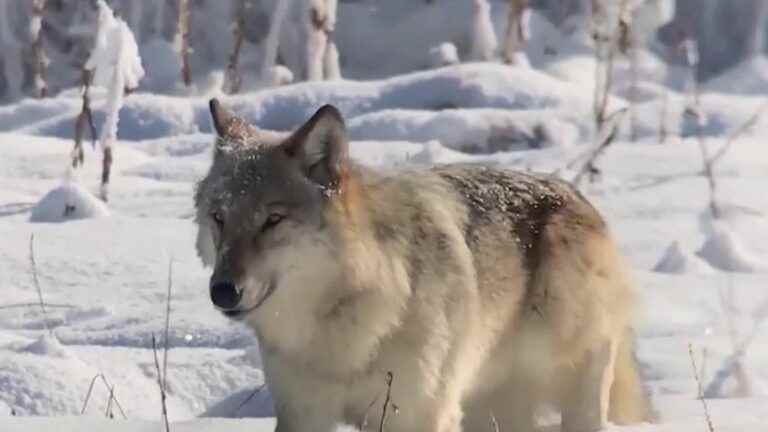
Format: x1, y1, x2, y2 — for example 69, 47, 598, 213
210, 281, 241, 310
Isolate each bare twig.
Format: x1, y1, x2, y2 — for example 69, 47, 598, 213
29, 234, 51, 336
231, 383, 267, 416
709, 100, 768, 166
688, 343, 716, 432
178, 0, 191, 87
489, 411, 500, 432
224, 0, 246, 94
99, 375, 127, 419
72, 68, 97, 170
152, 335, 171, 432
105, 384, 115, 418
572, 108, 628, 185
378, 371, 394, 432
100, 144, 113, 202
80, 373, 127, 419
81, 373, 102, 414
162, 259, 173, 391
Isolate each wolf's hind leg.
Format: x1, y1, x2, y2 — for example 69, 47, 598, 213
560, 339, 617, 432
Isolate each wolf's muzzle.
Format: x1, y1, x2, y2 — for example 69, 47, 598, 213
210, 281, 242, 310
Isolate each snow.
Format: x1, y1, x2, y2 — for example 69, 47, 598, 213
1, 6, 768, 431
29, 181, 110, 223
653, 241, 715, 275
429, 43, 460, 68
697, 222, 768, 273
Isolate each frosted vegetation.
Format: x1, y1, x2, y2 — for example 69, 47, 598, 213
1, 1, 768, 431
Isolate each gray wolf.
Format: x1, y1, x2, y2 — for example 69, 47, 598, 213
194, 99, 652, 432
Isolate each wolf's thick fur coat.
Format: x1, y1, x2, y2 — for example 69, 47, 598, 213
195, 101, 651, 432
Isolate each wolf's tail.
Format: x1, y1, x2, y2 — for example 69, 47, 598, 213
608, 331, 655, 424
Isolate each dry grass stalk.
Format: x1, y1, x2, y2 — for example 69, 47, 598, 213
29, 234, 51, 336
688, 343, 716, 432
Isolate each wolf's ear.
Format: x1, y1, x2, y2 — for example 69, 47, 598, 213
209, 98, 259, 155
283, 105, 348, 189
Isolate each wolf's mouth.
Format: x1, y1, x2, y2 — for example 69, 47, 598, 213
220, 278, 277, 320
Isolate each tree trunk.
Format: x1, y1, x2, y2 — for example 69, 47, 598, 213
745, 0, 768, 58
178, 0, 191, 86
0, 1, 22, 101
224, 0, 246, 94
30, 0, 48, 98
72, 68, 96, 171
503, 0, 529, 65
305, 0, 328, 81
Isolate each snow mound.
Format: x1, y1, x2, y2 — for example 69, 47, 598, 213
429, 43, 460, 67
30, 182, 110, 223
653, 241, 715, 274
202, 387, 275, 418
697, 223, 767, 273
226, 63, 604, 131
19, 335, 73, 359
347, 108, 581, 153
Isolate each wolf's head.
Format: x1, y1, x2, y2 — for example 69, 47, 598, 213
194, 99, 349, 320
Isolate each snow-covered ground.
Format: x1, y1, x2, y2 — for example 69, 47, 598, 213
1, 62, 767, 432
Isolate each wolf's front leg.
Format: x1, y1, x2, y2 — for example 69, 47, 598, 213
271, 383, 345, 432
264, 354, 345, 432
561, 339, 618, 432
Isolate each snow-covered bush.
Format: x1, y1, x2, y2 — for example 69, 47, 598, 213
30, 181, 110, 223
86, 0, 144, 201
429, 43, 459, 68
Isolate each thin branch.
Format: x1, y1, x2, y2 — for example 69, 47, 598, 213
489, 411, 500, 432
162, 259, 173, 392
688, 343, 716, 432
572, 108, 628, 185
378, 371, 394, 432
152, 335, 171, 432
105, 384, 115, 418
80, 373, 127, 419
231, 383, 267, 416
709, 100, 768, 166
72, 68, 97, 170
81, 373, 103, 414
99, 375, 127, 419
29, 234, 51, 336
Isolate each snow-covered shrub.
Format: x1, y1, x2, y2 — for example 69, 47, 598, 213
86, 0, 144, 201
429, 43, 459, 68
30, 181, 110, 223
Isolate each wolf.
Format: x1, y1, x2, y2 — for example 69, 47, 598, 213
194, 99, 652, 432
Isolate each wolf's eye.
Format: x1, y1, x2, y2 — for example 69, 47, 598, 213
262, 213, 284, 232
211, 210, 225, 227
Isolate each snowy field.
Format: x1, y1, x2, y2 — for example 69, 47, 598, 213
2, 0, 768, 428
1, 61, 767, 431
